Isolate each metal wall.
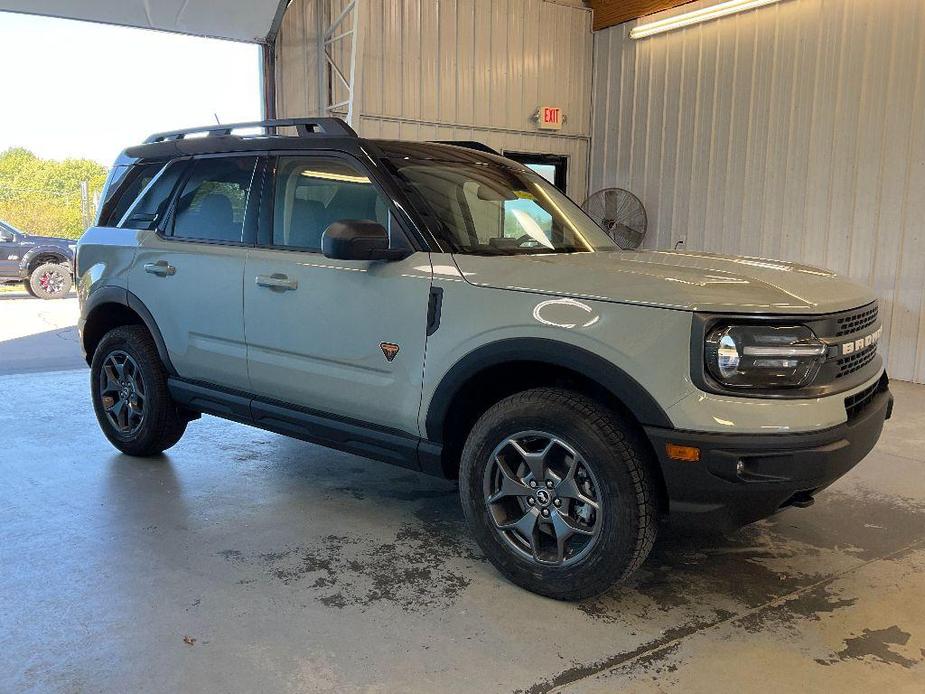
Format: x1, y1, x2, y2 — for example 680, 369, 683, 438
590, 0, 925, 383
275, 0, 324, 118
275, 0, 594, 200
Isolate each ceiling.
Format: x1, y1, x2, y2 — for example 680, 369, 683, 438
585, 0, 697, 31
0, 0, 288, 43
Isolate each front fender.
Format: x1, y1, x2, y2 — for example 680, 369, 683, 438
19, 244, 74, 275
424, 338, 675, 441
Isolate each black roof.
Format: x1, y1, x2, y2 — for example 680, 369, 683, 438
118, 117, 524, 171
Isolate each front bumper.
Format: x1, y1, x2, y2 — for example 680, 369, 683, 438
645, 373, 893, 531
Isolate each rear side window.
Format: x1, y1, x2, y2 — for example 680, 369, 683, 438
170, 157, 258, 243
100, 162, 165, 227
271, 157, 390, 252
119, 160, 189, 231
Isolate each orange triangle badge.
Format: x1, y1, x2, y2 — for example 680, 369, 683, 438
380, 342, 400, 362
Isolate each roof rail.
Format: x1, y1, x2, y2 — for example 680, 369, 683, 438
143, 117, 357, 144
431, 140, 500, 155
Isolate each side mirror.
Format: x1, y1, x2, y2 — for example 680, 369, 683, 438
321, 220, 410, 261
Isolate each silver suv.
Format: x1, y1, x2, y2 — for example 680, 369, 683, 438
77, 118, 893, 599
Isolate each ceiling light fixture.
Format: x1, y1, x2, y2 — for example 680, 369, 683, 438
630, 0, 783, 39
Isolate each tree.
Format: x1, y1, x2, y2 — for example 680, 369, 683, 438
0, 148, 109, 239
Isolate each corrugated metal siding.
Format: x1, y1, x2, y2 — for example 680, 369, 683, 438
276, 0, 594, 199
590, 0, 925, 383
275, 0, 323, 118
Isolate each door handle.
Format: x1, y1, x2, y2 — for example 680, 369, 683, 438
256, 274, 298, 291
144, 260, 175, 277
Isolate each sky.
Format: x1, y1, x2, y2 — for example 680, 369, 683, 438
0, 12, 262, 166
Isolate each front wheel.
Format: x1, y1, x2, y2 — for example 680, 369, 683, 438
459, 388, 657, 600
90, 325, 187, 456
29, 262, 72, 299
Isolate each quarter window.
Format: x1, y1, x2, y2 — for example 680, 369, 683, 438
119, 161, 188, 231
271, 157, 391, 252
171, 157, 258, 243
103, 162, 164, 227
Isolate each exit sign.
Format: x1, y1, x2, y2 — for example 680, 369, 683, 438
537, 106, 563, 130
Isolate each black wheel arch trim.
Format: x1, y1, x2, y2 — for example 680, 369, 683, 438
81, 285, 177, 375
21, 245, 73, 275
424, 338, 673, 441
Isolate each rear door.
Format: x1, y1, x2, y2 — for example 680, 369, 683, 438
243, 153, 433, 436
126, 155, 262, 390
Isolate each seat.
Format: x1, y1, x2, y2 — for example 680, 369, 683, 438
286, 198, 325, 249
181, 193, 236, 241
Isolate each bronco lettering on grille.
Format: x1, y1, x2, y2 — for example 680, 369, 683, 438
841, 326, 882, 355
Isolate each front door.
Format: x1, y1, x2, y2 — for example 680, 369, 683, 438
126, 155, 260, 390
243, 154, 432, 436
0, 223, 22, 277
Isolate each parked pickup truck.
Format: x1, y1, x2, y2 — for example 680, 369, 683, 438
76, 118, 893, 600
0, 220, 75, 299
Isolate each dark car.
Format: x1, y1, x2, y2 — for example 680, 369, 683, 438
0, 220, 75, 299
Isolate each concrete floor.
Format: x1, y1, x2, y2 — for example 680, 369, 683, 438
0, 295, 84, 374
1, 297, 923, 692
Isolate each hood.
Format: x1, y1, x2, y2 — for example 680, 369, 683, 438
23, 234, 73, 248
451, 249, 876, 315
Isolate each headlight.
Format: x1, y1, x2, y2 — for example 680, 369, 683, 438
705, 324, 826, 389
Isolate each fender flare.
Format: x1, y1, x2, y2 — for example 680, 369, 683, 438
82, 285, 177, 374
424, 338, 673, 441
20, 244, 73, 275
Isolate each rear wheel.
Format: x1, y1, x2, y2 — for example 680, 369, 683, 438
90, 325, 187, 456
29, 262, 72, 299
459, 388, 657, 600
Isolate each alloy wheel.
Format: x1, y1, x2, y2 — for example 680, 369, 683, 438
39, 269, 65, 294
483, 431, 603, 566
99, 350, 147, 436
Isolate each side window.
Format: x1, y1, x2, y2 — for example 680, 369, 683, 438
171, 157, 258, 243
272, 157, 391, 252
119, 161, 188, 231
101, 162, 164, 227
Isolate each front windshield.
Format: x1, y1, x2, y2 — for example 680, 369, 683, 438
391, 160, 618, 255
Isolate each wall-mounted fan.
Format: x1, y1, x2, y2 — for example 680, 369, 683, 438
582, 188, 647, 249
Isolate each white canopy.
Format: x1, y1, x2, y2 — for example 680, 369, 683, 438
0, 0, 288, 43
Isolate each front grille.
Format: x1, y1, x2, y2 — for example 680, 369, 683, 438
836, 343, 878, 378
844, 378, 882, 420
835, 304, 878, 337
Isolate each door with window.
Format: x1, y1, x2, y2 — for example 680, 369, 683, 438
243, 155, 432, 436
126, 155, 260, 390
0, 222, 21, 276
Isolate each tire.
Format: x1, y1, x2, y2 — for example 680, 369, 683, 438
459, 388, 657, 600
23, 279, 37, 297
29, 262, 72, 299
90, 325, 187, 456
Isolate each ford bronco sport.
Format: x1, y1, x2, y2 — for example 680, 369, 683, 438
77, 118, 893, 600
